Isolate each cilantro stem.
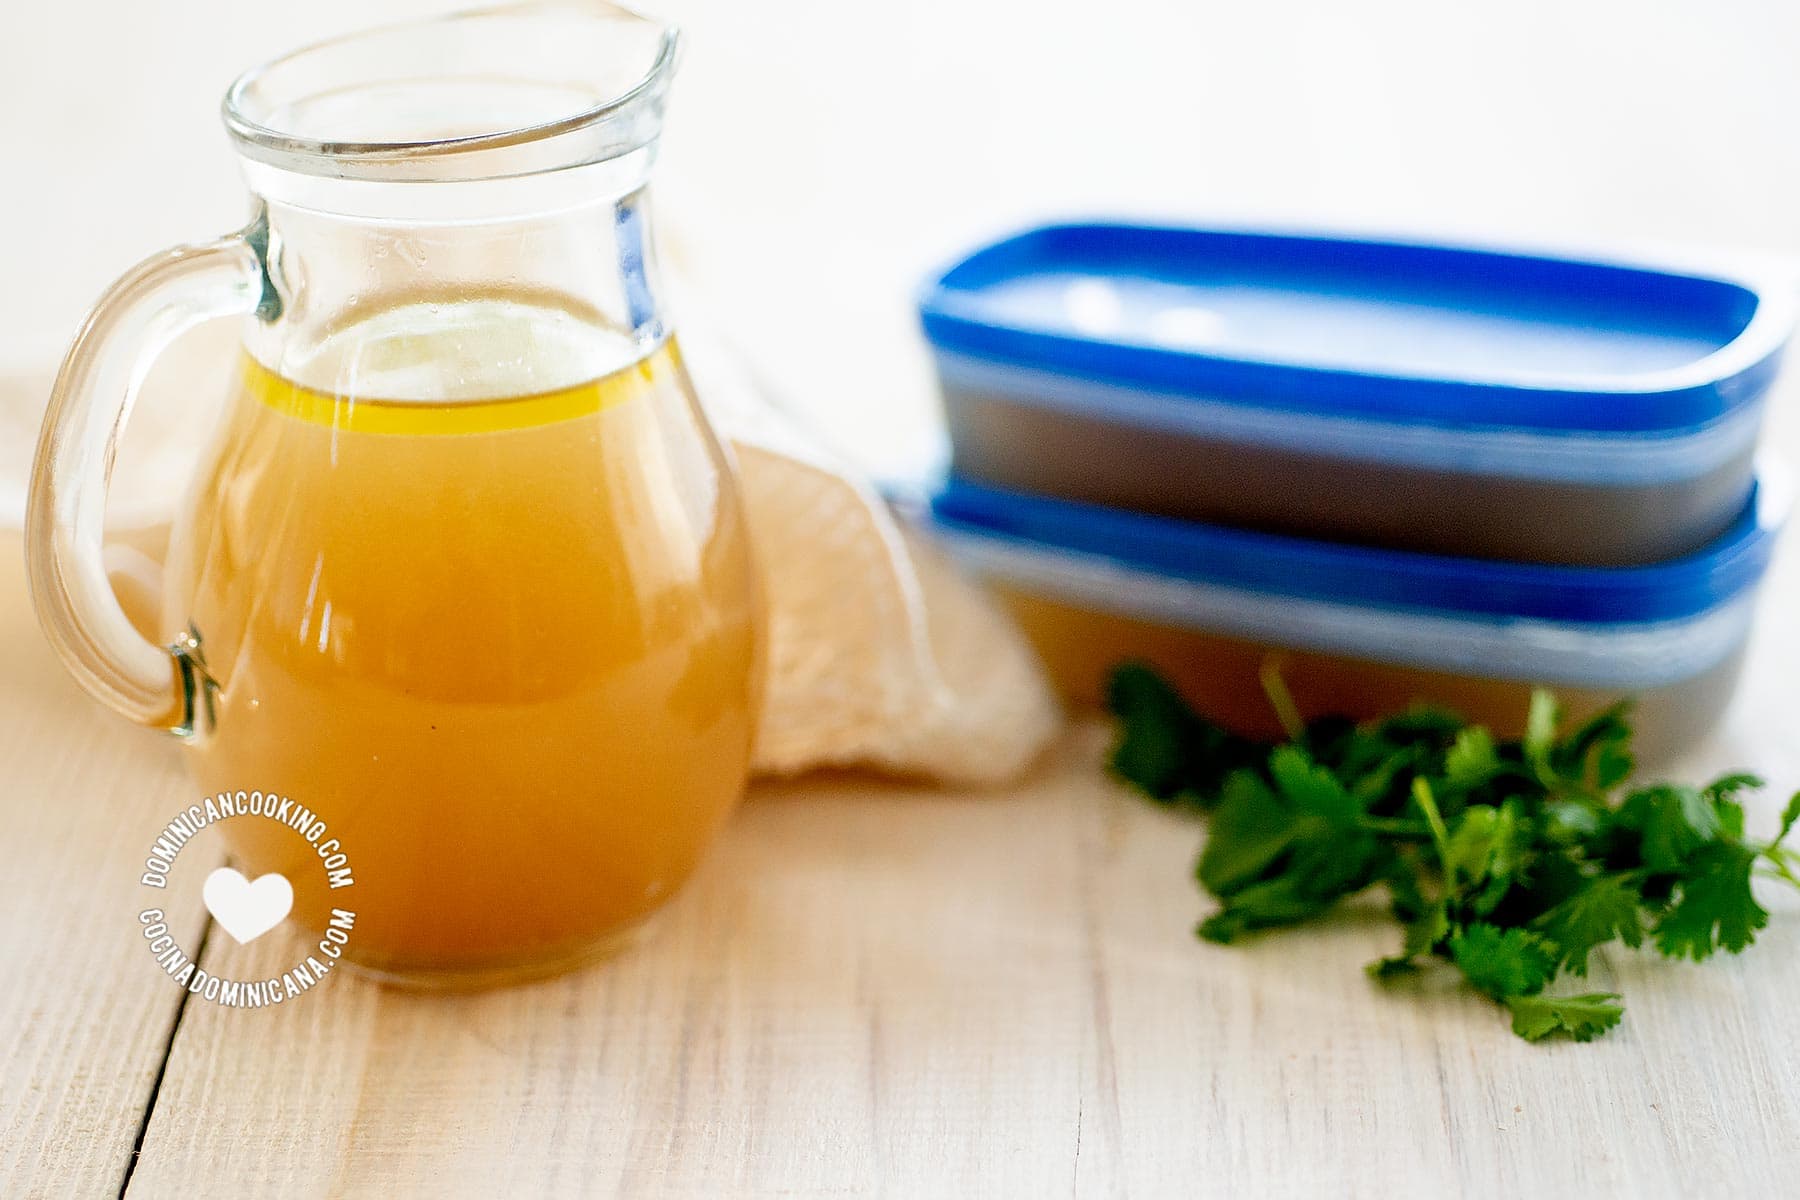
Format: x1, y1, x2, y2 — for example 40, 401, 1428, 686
1758, 849, 1800, 889
1259, 658, 1305, 741
1412, 777, 1453, 878
1357, 816, 1432, 839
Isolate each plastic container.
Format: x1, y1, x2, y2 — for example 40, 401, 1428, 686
919, 473, 1787, 759
919, 224, 1792, 566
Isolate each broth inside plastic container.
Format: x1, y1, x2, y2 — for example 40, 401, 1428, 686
998, 588, 1747, 758
922, 476, 1784, 763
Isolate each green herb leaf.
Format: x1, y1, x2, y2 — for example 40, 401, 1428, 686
1776, 792, 1800, 846
1197, 749, 1384, 939
1506, 992, 1625, 1043
1550, 702, 1635, 792
1198, 772, 1298, 896
1653, 842, 1767, 961
1442, 802, 1527, 915
1106, 664, 1207, 801
1704, 772, 1765, 806
1197, 873, 1340, 944
1449, 923, 1558, 1001
1107, 663, 1260, 804
1444, 727, 1501, 791
1614, 785, 1720, 873
1533, 875, 1643, 976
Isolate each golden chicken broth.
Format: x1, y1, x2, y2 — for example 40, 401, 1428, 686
160, 334, 760, 982
995, 588, 1736, 760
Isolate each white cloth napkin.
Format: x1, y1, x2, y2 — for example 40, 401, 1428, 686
672, 321, 1062, 784
0, 323, 1062, 787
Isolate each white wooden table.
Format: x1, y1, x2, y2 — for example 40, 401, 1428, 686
5, 2, 1800, 1195
3, 491, 1799, 1197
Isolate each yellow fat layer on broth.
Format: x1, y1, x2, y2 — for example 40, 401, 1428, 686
239, 347, 672, 436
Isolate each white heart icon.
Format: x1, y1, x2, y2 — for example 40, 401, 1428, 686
202, 867, 294, 945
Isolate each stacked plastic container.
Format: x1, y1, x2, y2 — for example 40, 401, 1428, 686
915, 223, 1792, 756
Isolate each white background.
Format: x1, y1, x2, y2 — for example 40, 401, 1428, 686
3, 0, 1798, 475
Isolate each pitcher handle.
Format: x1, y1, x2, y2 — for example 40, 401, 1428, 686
25, 222, 270, 734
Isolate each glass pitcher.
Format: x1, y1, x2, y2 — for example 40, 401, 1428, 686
26, 2, 761, 987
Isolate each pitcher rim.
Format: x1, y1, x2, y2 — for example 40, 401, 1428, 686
221, 1, 680, 183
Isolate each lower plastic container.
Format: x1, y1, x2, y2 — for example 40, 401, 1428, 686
920, 473, 1787, 759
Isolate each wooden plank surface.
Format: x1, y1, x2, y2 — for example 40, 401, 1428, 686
114, 722, 1800, 1198
0, 533, 223, 1198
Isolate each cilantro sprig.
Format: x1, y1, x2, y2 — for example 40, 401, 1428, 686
1107, 663, 1800, 1043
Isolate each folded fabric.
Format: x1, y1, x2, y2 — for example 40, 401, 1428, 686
676, 320, 1062, 785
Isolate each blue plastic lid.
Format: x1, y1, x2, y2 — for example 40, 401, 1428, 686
918, 224, 1791, 434
928, 474, 1785, 623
